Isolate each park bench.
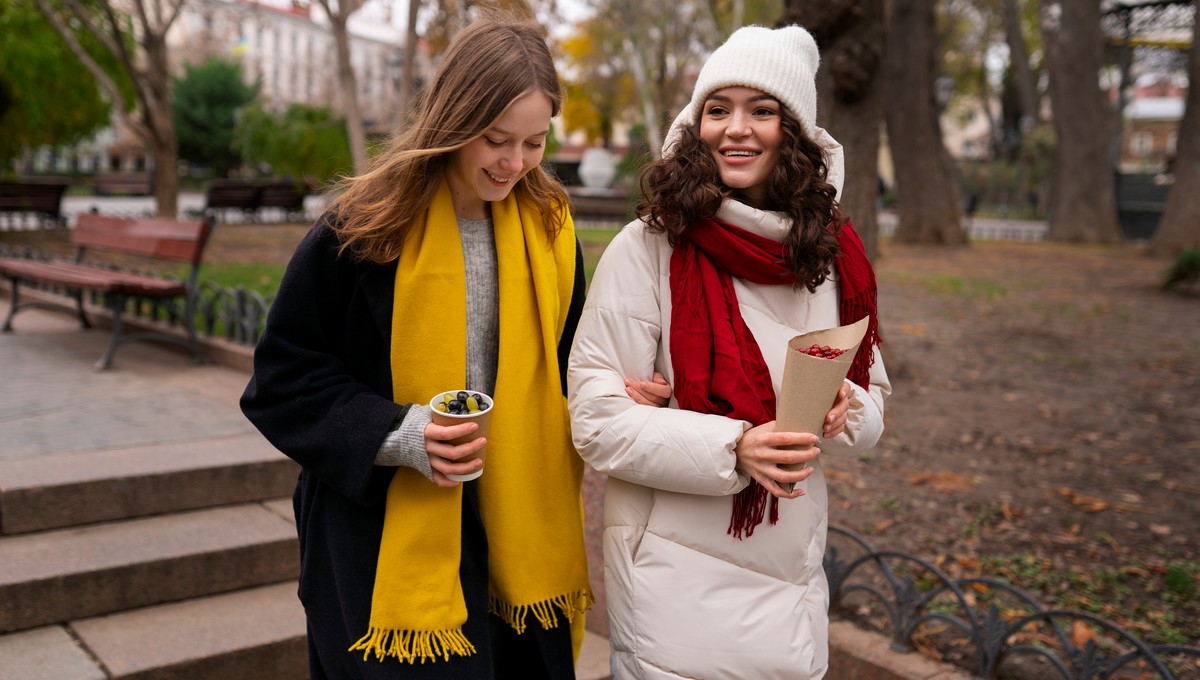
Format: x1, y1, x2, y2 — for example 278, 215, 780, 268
192, 179, 263, 224
95, 171, 153, 196
567, 186, 634, 224
0, 180, 69, 228
0, 213, 214, 369
256, 179, 309, 222
188, 178, 313, 224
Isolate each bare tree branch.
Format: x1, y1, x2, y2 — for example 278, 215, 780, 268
32, 0, 141, 142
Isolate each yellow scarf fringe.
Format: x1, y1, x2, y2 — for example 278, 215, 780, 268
350, 627, 476, 663
490, 589, 596, 634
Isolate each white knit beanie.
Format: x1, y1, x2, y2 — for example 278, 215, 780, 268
662, 24, 844, 198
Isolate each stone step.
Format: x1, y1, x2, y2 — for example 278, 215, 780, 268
0, 433, 297, 535
0, 501, 297, 634
0, 584, 613, 680
0, 582, 307, 680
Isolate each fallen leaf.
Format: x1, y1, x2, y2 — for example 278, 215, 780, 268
1073, 496, 1110, 513
825, 468, 856, 483
1149, 523, 1172, 535
908, 471, 980, 492
1071, 620, 1096, 647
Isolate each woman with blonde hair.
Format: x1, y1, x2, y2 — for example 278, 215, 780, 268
568, 25, 891, 678
243, 18, 593, 679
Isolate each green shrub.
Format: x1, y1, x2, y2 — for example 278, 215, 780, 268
1162, 250, 1200, 291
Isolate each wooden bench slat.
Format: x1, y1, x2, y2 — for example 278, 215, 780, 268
74, 215, 212, 263
0, 260, 128, 293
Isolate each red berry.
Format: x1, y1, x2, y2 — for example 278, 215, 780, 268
796, 343, 845, 359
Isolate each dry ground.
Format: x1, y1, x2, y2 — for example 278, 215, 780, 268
845, 240, 1199, 647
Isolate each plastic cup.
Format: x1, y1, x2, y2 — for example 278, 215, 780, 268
429, 390, 494, 482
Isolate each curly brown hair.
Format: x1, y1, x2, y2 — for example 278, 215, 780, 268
324, 19, 568, 264
636, 107, 844, 292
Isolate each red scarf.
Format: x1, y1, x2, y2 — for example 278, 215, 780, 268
669, 216, 879, 539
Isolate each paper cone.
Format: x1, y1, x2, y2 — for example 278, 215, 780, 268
775, 316, 870, 492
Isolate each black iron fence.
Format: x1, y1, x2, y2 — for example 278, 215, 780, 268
825, 526, 1200, 679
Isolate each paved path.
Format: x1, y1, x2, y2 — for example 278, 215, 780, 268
0, 301, 256, 462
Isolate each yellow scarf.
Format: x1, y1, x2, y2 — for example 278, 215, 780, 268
349, 182, 592, 664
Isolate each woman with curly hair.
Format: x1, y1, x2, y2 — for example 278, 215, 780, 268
567, 25, 891, 679
242, 18, 602, 679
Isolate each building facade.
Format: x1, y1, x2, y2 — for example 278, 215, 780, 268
23, 0, 414, 177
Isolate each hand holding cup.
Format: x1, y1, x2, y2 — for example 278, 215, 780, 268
428, 390, 493, 482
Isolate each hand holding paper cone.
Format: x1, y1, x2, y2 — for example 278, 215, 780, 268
775, 316, 871, 492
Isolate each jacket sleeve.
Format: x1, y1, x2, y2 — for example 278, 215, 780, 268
567, 226, 749, 497
241, 218, 402, 507
826, 346, 891, 454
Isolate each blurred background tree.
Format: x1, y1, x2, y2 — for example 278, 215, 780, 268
34, 0, 186, 217
232, 103, 353, 188
0, 0, 134, 175
171, 59, 258, 179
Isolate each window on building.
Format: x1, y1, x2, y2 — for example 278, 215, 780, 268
1129, 131, 1153, 156
1167, 131, 1178, 154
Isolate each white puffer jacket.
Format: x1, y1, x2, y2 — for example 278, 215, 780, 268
567, 199, 891, 680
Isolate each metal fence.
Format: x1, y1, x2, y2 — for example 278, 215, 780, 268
825, 526, 1200, 679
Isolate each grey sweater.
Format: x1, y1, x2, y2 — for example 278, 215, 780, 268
375, 217, 499, 478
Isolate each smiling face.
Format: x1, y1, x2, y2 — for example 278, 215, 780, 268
445, 89, 553, 220
698, 86, 784, 209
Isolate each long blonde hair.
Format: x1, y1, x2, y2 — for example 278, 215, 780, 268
326, 19, 568, 263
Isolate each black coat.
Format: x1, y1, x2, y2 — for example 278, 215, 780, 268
241, 218, 585, 679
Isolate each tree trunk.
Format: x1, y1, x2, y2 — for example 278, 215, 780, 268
780, 0, 887, 260
395, 0, 421, 131
1039, 0, 1122, 243
329, 13, 368, 174
35, 0, 184, 218
143, 33, 178, 217
1150, 19, 1200, 255
624, 36, 663, 158
1002, 0, 1039, 129
884, 0, 966, 245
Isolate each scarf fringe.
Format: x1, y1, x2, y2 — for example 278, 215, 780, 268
349, 626, 476, 664
728, 482, 780, 539
841, 291, 879, 389
490, 589, 595, 634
